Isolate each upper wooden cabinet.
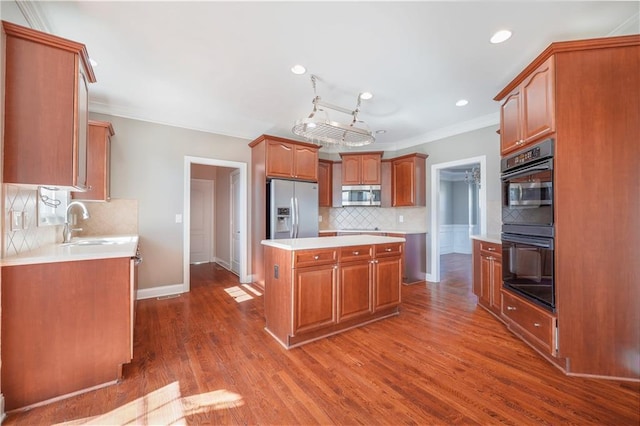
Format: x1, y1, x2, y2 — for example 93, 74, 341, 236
253, 136, 318, 182
72, 121, 115, 201
339, 152, 383, 185
498, 56, 555, 155
391, 153, 428, 207
318, 159, 333, 207
2, 21, 96, 190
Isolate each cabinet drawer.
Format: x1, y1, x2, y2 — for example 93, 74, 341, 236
339, 245, 373, 263
480, 241, 501, 259
294, 249, 337, 268
502, 290, 556, 354
375, 242, 403, 257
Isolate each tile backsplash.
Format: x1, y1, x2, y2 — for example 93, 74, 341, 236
3, 183, 139, 257
3, 185, 58, 257
320, 206, 428, 231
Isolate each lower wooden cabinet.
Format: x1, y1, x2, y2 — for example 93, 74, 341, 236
502, 290, 557, 356
472, 239, 502, 318
264, 239, 404, 349
1, 257, 134, 410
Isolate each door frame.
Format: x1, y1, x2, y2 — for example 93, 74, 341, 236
183, 156, 249, 292
428, 155, 487, 283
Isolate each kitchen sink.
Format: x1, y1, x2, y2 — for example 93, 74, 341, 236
61, 236, 135, 246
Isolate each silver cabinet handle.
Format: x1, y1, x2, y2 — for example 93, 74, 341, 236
533, 322, 541, 327
353, 251, 359, 255
385, 248, 392, 252
487, 247, 495, 251
314, 255, 319, 260
507, 306, 516, 311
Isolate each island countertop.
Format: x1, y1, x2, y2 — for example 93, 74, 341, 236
261, 234, 405, 251
0, 235, 139, 267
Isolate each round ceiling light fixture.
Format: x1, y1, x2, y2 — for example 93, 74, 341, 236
290, 64, 306, 75
359, 92, 373, 100
456, 99, 469, 107
490, 30, 512, 44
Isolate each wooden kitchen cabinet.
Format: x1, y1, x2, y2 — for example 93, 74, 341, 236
263, 238, 404, 349
373, 242, 403, 311
72, 120, 115, 201
294, 263, 338, 334
339, 152, 383, 185
472, 239, 503, 319
264, 136, 319, 181
1, 257, 133, 410
494, 34, 640, 380
318, 159, 333, 207
499, 56, 555, 155
338, 245, 374, 322
391, 153, 428, 206
2, 21, 96, 190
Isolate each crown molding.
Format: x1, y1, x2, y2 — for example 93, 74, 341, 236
15, 0, 50, 32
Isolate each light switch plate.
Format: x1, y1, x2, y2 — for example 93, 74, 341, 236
10, 210, 23, 231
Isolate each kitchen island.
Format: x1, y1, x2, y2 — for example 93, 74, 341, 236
262, 235, 405, 348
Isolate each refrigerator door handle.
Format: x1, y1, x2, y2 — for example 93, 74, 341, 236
293, 197, 299, 238
290, 197, 295, 238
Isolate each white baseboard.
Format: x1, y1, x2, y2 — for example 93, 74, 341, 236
136, 283, 185, 300
214, 258, 231, 270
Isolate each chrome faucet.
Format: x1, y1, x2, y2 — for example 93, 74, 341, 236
63, 201, 90, 243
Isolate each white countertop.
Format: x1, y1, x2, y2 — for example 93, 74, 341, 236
1, 235, 139, 266
262, 234, 406, 251
319, 229, 428, 235
470, 234, 502, 244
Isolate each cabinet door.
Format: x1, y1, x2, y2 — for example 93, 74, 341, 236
490, 258, 503, 315
522, 57, 555, 144
341, 155, 362, 185
293, 265, 337, 334
361, 154, 381, 184
373, 256, 402, 311
479, 255, 492, 308
318, 160, 332, 207
266, 140, 295, 178
392, 158, 415, 206
293, 145, 318, 181
73, 121, 114, 201
338, 261, 373, 321
500, 91, 522, 155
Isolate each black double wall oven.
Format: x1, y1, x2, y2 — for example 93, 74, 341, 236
501, 139, 555, 312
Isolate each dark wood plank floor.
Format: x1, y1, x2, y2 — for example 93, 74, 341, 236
4, 254, 639, 425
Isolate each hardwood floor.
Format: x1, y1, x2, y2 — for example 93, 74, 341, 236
4, 255, 639, 425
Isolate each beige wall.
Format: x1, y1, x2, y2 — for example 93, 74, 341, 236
92, 113, 250, 290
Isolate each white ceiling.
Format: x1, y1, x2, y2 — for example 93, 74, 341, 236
4, 1, 639, 152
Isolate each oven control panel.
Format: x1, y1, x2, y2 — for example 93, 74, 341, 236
502, 138, 554, 172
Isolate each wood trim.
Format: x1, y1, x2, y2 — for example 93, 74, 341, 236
494, 34, 640, 101
1, 20, 96, 82
389, 152, 428, 161
89, 119, 115, 136
338, 151, 384, 158
248, 133, 319, 149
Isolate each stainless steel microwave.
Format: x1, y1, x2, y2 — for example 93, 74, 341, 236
341, 185, 381, 206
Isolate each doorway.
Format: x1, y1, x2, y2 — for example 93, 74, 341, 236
190, 178, 214, 264
429, 156, 487, 283
183, 156, 249, 293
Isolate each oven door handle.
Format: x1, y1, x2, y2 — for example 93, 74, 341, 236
501, 233, 554, 249
501, 159, 553, 181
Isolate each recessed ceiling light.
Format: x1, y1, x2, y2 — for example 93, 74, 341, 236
89, 58, 98, 67
291, 64, 306, 75
456, 99, 469, 107
360, 92, 373, 100
490, 30, 512, 44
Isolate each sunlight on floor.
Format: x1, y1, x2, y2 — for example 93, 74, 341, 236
224, 286, 254, 302
53, 382, 244, 425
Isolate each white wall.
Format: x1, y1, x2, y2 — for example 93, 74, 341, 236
93, 113, 250, 290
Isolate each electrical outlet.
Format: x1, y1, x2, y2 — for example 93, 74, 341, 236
318, 215, 323, 222
399, 215, 404, 223
10, 210, 23, 231
175, 214, 183, 223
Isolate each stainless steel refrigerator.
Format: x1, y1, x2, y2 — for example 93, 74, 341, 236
267, 179, 319, 239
